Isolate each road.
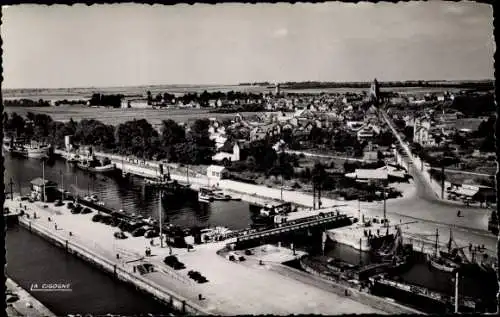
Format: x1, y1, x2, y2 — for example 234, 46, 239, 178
379, 110, 497, 258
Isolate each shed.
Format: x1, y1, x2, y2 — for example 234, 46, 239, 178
207, 165, 228, 181
30, 178, 57, 193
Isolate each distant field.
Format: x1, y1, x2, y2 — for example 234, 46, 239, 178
1, 84, 466, 101
4, 105, 262, 126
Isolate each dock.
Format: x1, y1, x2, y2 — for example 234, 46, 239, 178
6, 196, 386, 315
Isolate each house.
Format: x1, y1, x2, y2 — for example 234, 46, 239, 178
206, 165, 229, 182
413, 116, 433, 147
357, 126, 376, 142
212, 143, 241, 164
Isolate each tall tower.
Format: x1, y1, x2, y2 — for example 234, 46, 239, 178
370, 78, 380, 107
275, 82, 280, 96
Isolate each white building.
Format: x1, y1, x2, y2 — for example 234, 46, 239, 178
206, 165, 228, 182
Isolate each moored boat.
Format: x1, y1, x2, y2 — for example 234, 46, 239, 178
198, 187, 214, 203
77, 157, 116, 173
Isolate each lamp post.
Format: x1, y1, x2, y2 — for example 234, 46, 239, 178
42, 158, 46, 202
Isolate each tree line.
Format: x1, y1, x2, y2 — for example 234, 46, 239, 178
3, 112, 216, 165
4, 99, 52, 107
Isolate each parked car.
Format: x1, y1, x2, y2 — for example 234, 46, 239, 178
144, 230, 159, 238
92, 214, 102, 222
67, 202, 74, 209
114, 231, 128, 239
132, 227, 146, 237
81, 207, 92, 214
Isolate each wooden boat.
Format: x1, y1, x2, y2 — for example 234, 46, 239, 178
25, 144, 50, 158
198, 187, 231, 203
198, 187, 215, 203
427, 228, 460, 273
78, 158, 116, 173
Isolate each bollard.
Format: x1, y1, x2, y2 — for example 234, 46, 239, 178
182, 300, 186, 314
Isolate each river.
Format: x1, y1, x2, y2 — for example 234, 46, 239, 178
3, 154, 253, 230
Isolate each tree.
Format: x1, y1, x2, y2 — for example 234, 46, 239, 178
161, 120, 186, 146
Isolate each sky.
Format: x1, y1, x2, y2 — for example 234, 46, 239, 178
1, 2, 495, 89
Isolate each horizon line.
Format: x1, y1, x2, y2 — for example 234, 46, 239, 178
2, 78, 495, 91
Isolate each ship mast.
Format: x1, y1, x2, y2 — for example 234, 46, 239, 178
434, 228, 439, 257
159, 189, 163, 248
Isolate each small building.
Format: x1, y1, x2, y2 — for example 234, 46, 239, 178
207, 165, 229, 182
345, 168, 388, 186
30, 178, 58, 202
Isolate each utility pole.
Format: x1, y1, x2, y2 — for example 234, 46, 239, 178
441, 164, 445, 199
383, 185, 387, 225
159, 189, 163, 248
42, 158, 46, 202
312, 183, 316, 210
9, 178, 14, 201
60, 170, 64, 201
454, 270, 459, 313
280, 176, 284, 201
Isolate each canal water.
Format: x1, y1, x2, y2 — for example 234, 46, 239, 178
4, 155, 253, 230
322, 240, 497, 307
6, 225, 173, 316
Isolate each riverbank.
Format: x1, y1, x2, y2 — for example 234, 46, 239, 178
7, 196, 385, 315
52, 150, 497, 259
5, 277, 56, 317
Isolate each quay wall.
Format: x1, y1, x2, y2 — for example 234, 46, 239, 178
297, 257, 424, 315
17, 216, 209, 316
6, 277, 57, 317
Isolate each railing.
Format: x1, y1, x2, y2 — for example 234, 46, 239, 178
237, 214, 349, 242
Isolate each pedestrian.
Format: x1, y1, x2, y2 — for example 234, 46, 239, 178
48, 217, 51, 222
69, 231, 72, 236
150, 239, 154, 246
54, 223, 58, 230
33, 212, 37, 219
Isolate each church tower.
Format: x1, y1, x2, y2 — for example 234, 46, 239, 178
370, 78, 380, 107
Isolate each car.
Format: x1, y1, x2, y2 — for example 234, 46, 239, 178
92, 214, 102, 222
81, 207, 92, 214
132, 228, 146, 237
244, 249, 253, 256
238, 256, 246, 262
101, 216, 113, 225
67, 202, 74, 209
6, 293, 19, 303
114, 231, 128, 239
144, 230, 159, 238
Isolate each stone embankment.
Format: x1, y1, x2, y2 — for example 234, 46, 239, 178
7, 197, 384, 315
